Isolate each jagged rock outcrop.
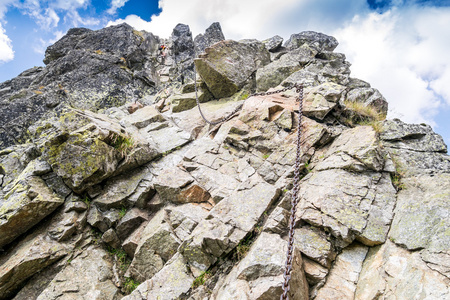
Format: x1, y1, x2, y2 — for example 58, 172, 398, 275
1, 21, 449, 300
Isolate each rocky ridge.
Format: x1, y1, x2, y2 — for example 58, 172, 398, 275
0, 22, 449, 300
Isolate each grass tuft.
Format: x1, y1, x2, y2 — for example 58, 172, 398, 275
343, 100, 385, 132
192, 271, 211, 289
123, 277, 140, 294
107, 132, 136, 158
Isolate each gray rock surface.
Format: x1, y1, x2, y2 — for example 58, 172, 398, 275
194, 22, 226, 54
0, 23, 159, 149
36, 245, 120, 300
262, 35, 284, 52
194, 40, 270, 98
1, 22, 449, 300
284, 31, 339, 52
355, 240, 449, 300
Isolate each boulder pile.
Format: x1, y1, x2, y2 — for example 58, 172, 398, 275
0, 22, 449, 300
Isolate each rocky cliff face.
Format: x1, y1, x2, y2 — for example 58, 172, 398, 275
0, 22, 449, 300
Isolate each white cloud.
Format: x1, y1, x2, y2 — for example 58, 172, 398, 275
107, 0, 369, 40
107, 0, 130, 15
0, 0, 18, 20
65, 10, 101, 27
333, 6, 450, 125
52, 0, 89, 10
0, 22, 14, 63
33, 30, 64, 54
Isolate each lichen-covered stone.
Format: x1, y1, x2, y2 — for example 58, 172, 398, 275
194, 40, 270, 98
284, 31, 338, 52
355, 240, 449, 300
293, 227, 336, 268
256, 47, 315, 92
389, 174, 450, 274
36, 245, 120, 300
315, 243, 369, 300
214, 232, 309, 300
126, 210, 181, 282
0, 175, 64, 248
315, 126, 385, 172
181, 180, 279, 276
297, 170, 396, 246
122, 253, 194, 300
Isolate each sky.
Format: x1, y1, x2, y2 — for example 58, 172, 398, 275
0, 0, 449, 148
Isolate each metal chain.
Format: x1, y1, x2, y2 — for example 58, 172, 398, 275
193, 64, 299, 126
192, 63, 304, 298
281, 85, 303, 300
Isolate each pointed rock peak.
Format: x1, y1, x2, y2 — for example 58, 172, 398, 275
284, 31, 338, 52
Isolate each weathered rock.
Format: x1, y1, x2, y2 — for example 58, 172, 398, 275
126, 210, 181, 282
93, 167, 149, 210
389, 174, 450, 276
127, 101, 144, 114
256, 47, 315, 92
302, 82, 346, 120
302, 257, 328, 285
297, 169, 396, 246
194, 22, 226, 54
0, 200, 87, 299
181, 179, 279, 276
315, 126, 385, 172
381, 119, 447, 153
102, 228, 121, 248
303, 52, 351, 85
315, 243, 369, 300
169, 89, 213, 113
281, 68, 320, 87
355, 240, 449, 300
122, 253, 194, 300
87, 205, 109, 233
214, 232, 309, 300
0, 232, 69, 300
42, 110, 159, 193
0, 23, 159, 149
0, 175, 64, 248
36, 245, 120, 300
47, 202, 87, 242
153, 167, 194, 202
263, 206, 290, 235
121, 105, 165, 129
116, 208, 149, 240
262, 35, 284, 52
122, 221, 148, 258
284, 31, 338, 52
142, 123, 191, 154
294, 226, 336, 268
195, 40, 270, 98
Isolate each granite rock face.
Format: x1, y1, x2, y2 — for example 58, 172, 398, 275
1, 22, 449, 300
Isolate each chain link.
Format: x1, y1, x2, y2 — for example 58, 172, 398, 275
280, 85, 303, 300
193, 65, 303, 126
193, 66, 304, 299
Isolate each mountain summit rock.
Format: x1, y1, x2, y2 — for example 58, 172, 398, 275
0, 22, 449, 300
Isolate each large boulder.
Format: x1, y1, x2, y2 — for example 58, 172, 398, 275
194, 40, 270, 98
40, 110, 159, 193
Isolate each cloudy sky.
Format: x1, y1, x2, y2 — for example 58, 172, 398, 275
0, 0, 449, 148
